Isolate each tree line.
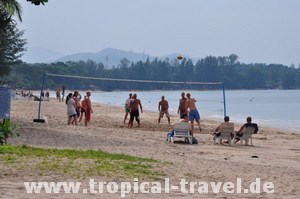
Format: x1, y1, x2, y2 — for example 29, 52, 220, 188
7, 55, 300, 91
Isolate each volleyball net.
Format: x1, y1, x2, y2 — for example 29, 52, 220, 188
34, 73, 227, 122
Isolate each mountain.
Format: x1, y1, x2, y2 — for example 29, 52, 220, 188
57, 48, 155, 68
57, 48, 198, 68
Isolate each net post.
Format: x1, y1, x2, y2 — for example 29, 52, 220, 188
34, 73, 46, 123
222, 82, 227, 117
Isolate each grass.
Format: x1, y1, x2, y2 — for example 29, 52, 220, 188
0, 145, 164, 180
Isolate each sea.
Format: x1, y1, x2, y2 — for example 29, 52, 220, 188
32, 89, 299, 132
90, 89, 300, 133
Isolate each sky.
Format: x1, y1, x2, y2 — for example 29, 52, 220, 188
17, 0, 300, 65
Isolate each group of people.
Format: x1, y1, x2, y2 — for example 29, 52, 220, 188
123, 93, 143, 128
121, 91, 258, 145
123, 92, 202, 136
64, 90, 258, 145
212, 116, 258, 145
66, 91, 93, 126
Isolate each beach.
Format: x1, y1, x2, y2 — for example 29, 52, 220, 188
1, 98, 300, 198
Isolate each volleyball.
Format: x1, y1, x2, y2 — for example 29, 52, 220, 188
177, 55, 183, 60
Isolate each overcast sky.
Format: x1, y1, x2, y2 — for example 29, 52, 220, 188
18, 0, 300, 65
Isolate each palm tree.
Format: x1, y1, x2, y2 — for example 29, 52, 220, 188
0, 0, 22, 21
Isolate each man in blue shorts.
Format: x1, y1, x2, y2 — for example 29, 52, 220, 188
185, 93, 201, 135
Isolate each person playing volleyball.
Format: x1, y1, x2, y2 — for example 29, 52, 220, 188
185, 93, 202, 134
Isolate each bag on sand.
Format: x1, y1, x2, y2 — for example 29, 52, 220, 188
166, 129, 175, 141
192, 137, 198, 144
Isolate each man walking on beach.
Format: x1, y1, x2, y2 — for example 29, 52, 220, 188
124, 93, 132, 123
128, 93, 143, 128
158, 95, 170, 125
85, 91, 93, 126
185, 93, 201, 134
178, 92, 188, 119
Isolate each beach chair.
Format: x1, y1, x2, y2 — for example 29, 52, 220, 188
237, 126, 256, 146
172, 122, 193, 144
213, 122, 234, 146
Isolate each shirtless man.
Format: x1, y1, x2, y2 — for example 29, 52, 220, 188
123, 93, 132, 123
158, 95, 170, 125
185, 93, 201, 134
177, 92, 188, 119
128, 93, 143, 128
85, 91, 93, 126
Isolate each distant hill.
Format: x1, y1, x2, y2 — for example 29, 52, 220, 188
57, 48, 154, 68
56, 48, 198, 68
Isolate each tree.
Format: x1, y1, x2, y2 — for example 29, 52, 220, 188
0, 0, 22, 21
26, 0, 48, 6
0, 8, 26, 79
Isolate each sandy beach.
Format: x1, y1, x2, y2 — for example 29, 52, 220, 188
1, 97, 300, 198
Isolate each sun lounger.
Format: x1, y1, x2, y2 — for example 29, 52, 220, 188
172, 122, 193, 144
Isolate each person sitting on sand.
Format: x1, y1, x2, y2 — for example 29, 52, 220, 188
158, 95, 170, 125
212, 116, 233, 143
234, 116, 258, 144
123, 93, 132, 124
66, 93, 77, 125
185, 93, 201, 133
85, 91, 93, 126
128, 93, 143, 128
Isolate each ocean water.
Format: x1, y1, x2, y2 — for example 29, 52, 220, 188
90, 90, 300, 132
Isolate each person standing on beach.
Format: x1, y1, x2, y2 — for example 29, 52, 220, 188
128, 93, 143, 128
62, 85, 65, 102
85, 91, 93, 126
45, 90, 50, 99
66, 93, 77, 125
79, 96, 87, 123
56, 87, 61, 102
73, 91, 81, 118
123, 93, 132, 123
178, 92, 188, 119
158, 95, 170, 125
185, 93, 201, 134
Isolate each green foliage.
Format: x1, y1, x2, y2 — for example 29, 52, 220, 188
0, 0, 23, 21
0, 8, 27, 79
0, 145, 163, 180
0, 119, 19, 145
9, 54, 300, 90
26, 0, 48, 6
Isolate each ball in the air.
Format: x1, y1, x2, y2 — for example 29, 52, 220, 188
177, 55, 183, 60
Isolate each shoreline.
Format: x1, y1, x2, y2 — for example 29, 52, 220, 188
14, 92, 300, 134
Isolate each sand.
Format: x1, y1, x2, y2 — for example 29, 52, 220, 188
1, 97, 300, 198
